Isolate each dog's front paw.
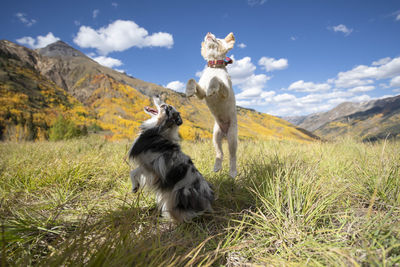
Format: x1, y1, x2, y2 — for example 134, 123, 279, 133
207, 77, 220, 97
186, 79, 197, 97
132, 185, 139, 193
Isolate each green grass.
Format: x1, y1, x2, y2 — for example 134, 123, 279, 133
1, 136, 400, 266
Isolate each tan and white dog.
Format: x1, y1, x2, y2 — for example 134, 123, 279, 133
186, 32, 237, 178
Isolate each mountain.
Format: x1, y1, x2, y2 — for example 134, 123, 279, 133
0, 40, 92, 140
0, 40, 318, 142
284, 101, 378, 132
286, 96, 400, 141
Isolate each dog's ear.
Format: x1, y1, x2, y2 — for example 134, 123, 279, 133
153, 95, 165, 112
224, 32, 235, 50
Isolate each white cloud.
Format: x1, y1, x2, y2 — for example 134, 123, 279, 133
350, 94, 372, 102
165, 81, 185, 92
258, 57, 288, 72
195, 69, 204, 78
73, 20, 174, 55
333, 56, 400, 88
390, 76, 400, 87
16, 32, 60, 49
273, 93, 296, 103
228, 56, 257, 85
264, 89, 361, 116
92, 56, 123, 68
74, 20, 81, 26
245, 55, 400, 116
235, 74, 271, 98
93, 9, 100, 19
288, 80, 331, 92
348, 85, 375, 93
248, 0, 267, 6
394, 10, 400, 21
290, 36, 297, 41
224, 56, 276, 106
335, 78, 374, 89
330, 24, 353, 36
237, 43, 247, 49
372, 57, 391, 66
15, 13, 36, 27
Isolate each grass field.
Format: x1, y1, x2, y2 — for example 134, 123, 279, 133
1, 136, 400, 266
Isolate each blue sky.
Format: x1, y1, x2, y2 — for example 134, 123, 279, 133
2, 0, 400, 116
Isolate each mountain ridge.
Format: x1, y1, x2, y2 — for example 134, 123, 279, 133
285, 95, 400, 141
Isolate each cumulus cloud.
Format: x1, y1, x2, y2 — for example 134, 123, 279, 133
265, 90, 359, 116
273, 93, 296, 103
372, 57, 391, 66
288, 80, 331, 92
92, 56, 123, 68
271, 56, 400, 116
224, 56, 276, 106
16, 32, 60, 49
348, 85, 375, 93
237, 43, 247, 49
73, 20, 174, 55
165, 81, 185, 92
330, 24, 353, 36
390, 76, 400, 87
258, 57, 288, 72
333, 56, 400, 88
350, 94, 372, 102
228, 56, 257, 85
15, 13, 36, 27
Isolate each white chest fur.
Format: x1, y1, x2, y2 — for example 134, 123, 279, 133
198, 67, 232, 94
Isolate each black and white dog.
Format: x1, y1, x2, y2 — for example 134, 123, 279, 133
128, 96, 214, 222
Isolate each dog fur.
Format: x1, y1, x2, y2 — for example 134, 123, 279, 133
127, 96, 214, 223
186, 32, 238, 178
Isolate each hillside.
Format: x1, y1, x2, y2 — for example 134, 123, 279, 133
0, 40, 93, 140
286, 95, 400, 141
315, 95, 400, 141
0, 40, 318, 142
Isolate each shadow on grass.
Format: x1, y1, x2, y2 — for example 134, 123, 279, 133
40, 171, 263, 266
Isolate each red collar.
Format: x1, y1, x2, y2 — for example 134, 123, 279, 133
207, 57, 233, 68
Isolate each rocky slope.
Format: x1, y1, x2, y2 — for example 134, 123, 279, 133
285, 96, 400, 141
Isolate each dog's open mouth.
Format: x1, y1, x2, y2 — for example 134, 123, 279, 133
145, 106, 158, 115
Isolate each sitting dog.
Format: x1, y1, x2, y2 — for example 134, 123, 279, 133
127, 96, 214, 222
186, 32, 238, 178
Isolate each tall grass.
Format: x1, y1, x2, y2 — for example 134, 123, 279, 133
1, 136, 399, 266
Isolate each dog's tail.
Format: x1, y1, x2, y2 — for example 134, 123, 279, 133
170, 185, 214, 222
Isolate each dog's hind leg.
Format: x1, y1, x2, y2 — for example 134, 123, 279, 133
213, 122, 224, 173
227, 124, 238, 178
186, 79, 206, 99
